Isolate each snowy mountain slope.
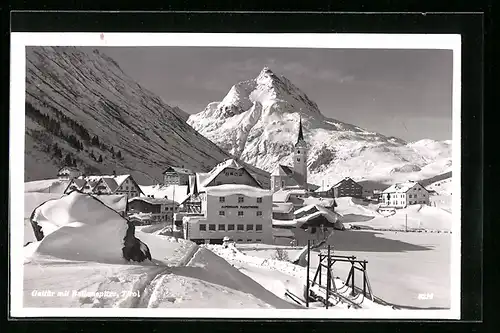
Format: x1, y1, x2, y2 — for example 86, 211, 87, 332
188, 67, 452, 186
25, 47, 269, 186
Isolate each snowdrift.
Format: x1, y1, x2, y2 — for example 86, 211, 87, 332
29, 191, 151, 264
349, 204, 452, 232
334, 197, 378, 222
24, 178, 71, 193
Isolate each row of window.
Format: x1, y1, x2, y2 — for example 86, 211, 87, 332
219, 210, 263, 217
224, 170, 244, 177
408, 193, 426, 198
199, 224, 263, 232
219, 197, 263, 203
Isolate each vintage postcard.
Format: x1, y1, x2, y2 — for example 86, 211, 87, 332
10, 32, 461, 319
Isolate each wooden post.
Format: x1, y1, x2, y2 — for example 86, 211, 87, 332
363, 262, 366, 298
405, 214, 408, 232
351, 258, 356, 296
318, 255, 322, 286
306, 240, 310, 308
326, 245, 331, 309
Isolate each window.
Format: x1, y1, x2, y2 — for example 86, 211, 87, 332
409, 194, 412, 198
246, 224, 254, 231
256, 239, 262, 242
228, 224, 235, 231
237, 239, 243, 242
216, 181, 222, 185
247, 239, 252, 242
219, 211, 225, 216
238, 196, 244, 203
418, 188, 421, 191
297, 158, 300, 162
218, 224, 225, 231
199, 224, 206, 231
256, 224, 263, 232
256, 211, 263, 216
257, 197, 262, 203
209, 224, 216, 231
238, 211, 244, 217
219, 197, 225, 203
281, 181, 285, 187
237, 224, 244, 231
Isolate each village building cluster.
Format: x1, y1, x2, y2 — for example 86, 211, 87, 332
55, 116, 431, 245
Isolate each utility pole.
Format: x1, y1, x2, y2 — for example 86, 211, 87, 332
405, 214, 408, 232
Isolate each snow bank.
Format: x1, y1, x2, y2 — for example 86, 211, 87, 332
29, 191, 148, 264
25, 178, 71, 193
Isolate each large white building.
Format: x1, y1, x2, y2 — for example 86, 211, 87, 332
380, 181, 430, 208
182, 159, 273, 245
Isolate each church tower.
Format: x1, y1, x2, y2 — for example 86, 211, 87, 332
293, 115, 308, 190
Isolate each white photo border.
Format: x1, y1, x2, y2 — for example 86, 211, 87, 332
10, 32, 462, 319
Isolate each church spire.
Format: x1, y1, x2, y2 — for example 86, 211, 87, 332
193, 175, 199, 195
295, 115, 305, 147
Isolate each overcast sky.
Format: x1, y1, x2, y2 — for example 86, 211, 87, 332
94, 47, 453, 142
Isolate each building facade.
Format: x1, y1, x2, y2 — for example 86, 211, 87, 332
128, 197, 178, 223
183, 187, 273, 245
381, 181, 430, 208
162, 166, 194, 186
182, 159, 273, 245
66, 174, 143, 199
57, 167, 82, 180
316, 177, 363, 198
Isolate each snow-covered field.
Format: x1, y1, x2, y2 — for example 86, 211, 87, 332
241, 230, 451, 309
22, 192, 297, 309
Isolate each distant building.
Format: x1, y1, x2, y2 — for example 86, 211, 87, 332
182, 159, 273, 245
316, 177, 363, 198
67, 174, 144, 199
162, 165, 194, 186
57, 166, 82, 180
128, 197, 179, 223
381, 181, 430, 208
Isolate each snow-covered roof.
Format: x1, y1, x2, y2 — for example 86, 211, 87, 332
139, 184, 190, 202
205, 184, 271, 198
382, 181, 427, 194
200, 158, 262, 189
295, 204, 342, 221
77, 174, 136, 192
272, 188, 308, 202
272, 219, 297, 227
272, 202, 294, 214
128, 212, 153, 221
302, 196, 335, 207
128, 197, 177, 206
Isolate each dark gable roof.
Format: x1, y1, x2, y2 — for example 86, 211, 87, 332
101, 177, 118, 192
333, 177, 361, 188
162, 166, 194, 175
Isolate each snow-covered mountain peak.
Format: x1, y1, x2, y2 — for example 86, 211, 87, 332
188, 67, 452, 186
